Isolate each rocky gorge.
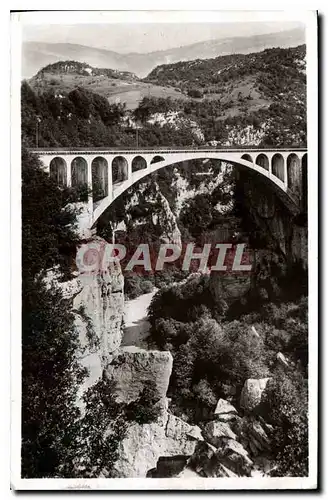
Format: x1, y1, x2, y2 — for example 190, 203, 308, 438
61, 234, 280, 478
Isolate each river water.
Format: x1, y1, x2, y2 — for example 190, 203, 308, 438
121, 288, 158, 350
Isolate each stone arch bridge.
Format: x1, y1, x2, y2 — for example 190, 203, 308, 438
29, 147, 307, 232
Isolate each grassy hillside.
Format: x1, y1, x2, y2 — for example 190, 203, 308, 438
28, 60, 186, 110
146, 45, 306, 115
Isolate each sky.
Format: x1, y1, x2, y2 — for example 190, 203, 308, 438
22, 21, 304, 54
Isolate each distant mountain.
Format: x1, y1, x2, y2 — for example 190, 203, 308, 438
22, 27, 305, 78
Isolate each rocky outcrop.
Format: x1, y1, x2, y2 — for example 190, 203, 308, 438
117, 181, 182, 247
236, 170, 307, 270
74, 238, 125, 356
112, 408, 203, 478
240, 378, 270, 412
189, 437, 253, 478
104, 349, 173, 404
179, 395, 274, 479
62, 237, 125, 406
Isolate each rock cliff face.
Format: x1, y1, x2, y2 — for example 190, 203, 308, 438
236, 170, 307, 269
113, 180, 182, 247
66, 237, 125, 402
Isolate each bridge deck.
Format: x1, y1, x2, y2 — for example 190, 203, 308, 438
28, 146, 307, 154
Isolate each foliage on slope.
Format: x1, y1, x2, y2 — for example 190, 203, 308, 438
21, 81, 198, 148
21, 149, 82, 477
148, 273, 308, 476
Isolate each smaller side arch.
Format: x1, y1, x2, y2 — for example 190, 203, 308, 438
241, 153, 253, 163
112, 156, 128, 184
271, 153, 285, 182
132, 155, 147, 173
92, 156, 108, 201
49, 157, 67, 187
255, 153, 269, 171
71, 156, 88, 187
150, 155, 165, 164
287, 153, 301, 194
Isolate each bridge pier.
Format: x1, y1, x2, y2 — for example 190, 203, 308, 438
107, 158, 113, 203
127, 157, 133, 182
283, 159, 288, 190
67, 159, 72, 187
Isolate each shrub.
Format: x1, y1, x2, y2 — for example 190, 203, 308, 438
261, 368, 308, 477
125, 382, 162, 424
140, 279, 154, 294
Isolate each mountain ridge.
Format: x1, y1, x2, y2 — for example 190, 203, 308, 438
23, 27, 305, 79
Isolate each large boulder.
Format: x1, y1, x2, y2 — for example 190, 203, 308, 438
188, 441, 238, 478
203, 421, 237, 446
214, 398, 238, 421
240, 378, 270, 412
248, 419, 271, 450
112, 411, 203, 477
104, 349, 173, 404
188, 441, 217, 475
276, 351, 289, 368
214, 437, 253, 476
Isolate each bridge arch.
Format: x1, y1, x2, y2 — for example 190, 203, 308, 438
71, 156, 88, 187
255, 153, 269, 171
272, 153, 285, 182
151, 155, 165, 164
49, 157, 67, 187
91, 156, 108, 201
132, 155, 147, 172
92, 151, 292, 227
112, 156, 128, 184
287, 153, 301, 194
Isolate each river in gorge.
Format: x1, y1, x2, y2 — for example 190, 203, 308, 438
121, 288, 158, 351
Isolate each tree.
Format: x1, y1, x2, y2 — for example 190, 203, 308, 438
261, 369, 308, 477
21, 149, 84, 477
76, 379, 127, 477
22, 280, 86, 478
179, 194, 213, 239
22, 149, 78, 279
